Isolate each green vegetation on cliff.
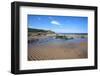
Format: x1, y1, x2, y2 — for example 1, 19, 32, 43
28, 28, 55, 33
28, 28, 56, 37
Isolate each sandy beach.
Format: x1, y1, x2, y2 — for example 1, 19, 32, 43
28, 38, 88, 61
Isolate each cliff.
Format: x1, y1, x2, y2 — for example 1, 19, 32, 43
28, 28, 55, 37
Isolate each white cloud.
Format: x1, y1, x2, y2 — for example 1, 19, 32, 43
51, 20, 60, 26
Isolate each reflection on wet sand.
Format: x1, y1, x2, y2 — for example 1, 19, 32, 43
28, 38, 88, 61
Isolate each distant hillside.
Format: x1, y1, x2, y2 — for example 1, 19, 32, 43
59, 33, 88, 35
28, 28, 55, 34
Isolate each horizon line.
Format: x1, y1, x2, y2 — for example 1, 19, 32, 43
28, 27, 87, 34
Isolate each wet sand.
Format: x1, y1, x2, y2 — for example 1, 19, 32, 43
28, 40, 88, 61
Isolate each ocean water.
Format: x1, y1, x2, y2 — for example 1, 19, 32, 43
28, 37, 87, 48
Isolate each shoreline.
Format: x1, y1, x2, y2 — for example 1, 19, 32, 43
28, 40, 88, 61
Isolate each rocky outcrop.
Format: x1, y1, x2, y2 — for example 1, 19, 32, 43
28, 28, 56, 43
28, 28, 55, 36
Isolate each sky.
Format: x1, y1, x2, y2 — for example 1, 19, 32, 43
28, 15, 88, 33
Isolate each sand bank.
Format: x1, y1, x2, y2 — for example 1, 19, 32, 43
28, 41, 88, 61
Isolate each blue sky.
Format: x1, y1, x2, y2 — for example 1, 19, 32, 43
28, 15, 88, 33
